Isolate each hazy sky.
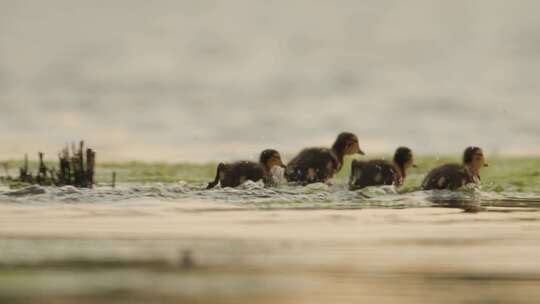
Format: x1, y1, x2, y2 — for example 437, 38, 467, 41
1, 0, 539, 161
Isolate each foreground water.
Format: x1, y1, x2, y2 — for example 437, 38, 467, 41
1, 184, 540, 303
1, 158, 539, 303
0, 180, 539, 209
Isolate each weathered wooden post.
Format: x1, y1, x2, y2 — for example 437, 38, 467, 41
16, 141, 97, 188
79, 141, 85, 186
86, 148, 95, 188
19, 153, 31, 183
58, 147, 71, 185
37, 152, 47, 185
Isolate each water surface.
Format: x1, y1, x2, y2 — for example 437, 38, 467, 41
1, 0, 540, 161
1, 158, 540, 304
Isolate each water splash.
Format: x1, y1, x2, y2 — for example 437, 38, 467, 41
1, 181, 538, 210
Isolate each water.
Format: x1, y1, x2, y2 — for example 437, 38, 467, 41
1, 182, 540, 304
1, 175, 540, 303
1, 0, 540, 161
1, 180, 539, 209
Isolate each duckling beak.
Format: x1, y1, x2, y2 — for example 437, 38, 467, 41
412, 164, 418, 168
484, 163, 489, 167
357, 148, 365, 155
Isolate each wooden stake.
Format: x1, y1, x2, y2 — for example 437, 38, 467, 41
37, 152, 47, 185
86, 148, 95, 188
17, 141, 97, 188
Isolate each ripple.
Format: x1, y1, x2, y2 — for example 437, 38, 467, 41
1, 182, 539, 211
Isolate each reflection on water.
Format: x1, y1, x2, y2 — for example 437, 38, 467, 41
431, 199, 484, 213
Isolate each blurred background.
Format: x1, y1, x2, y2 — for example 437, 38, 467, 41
1, 0, 539, 162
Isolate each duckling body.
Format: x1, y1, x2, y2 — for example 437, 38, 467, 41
349, 159, 402, 190
349, 147, 414, 190
207, 149, 284, 189
285, 148, 340, 184
422, 147, 487, 191
207, 161, 265, 188
421, 164, 475, 190
285, 132, 364, 185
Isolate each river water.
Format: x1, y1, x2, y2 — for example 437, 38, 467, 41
1, 181, 540, 303
1, 0, 540, 161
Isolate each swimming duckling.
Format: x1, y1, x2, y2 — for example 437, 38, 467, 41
285, 132, 365, 185
206, 149, 285, 189
349, 147, 415, 190
422, 147, 488, 190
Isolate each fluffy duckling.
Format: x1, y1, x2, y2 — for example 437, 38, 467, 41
349, 147, 415, 190
422, 147, 488, 190
285, 132, 365, 185
206, 149, 285, 189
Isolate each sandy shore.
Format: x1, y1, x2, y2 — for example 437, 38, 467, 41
1, 199, 540, 303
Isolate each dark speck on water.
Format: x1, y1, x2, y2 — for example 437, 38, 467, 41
179, 250, 195, 269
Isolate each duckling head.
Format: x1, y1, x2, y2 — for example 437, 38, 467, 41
332, 132, 365, 156
463, 146, 488, 173
393, 147, 416, 174
260, 149, 285, 170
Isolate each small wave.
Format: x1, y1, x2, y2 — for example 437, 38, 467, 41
1, 181, 539, 210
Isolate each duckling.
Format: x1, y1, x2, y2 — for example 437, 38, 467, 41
349, 147, 415, 190
206, 149, 285, 189
285, 132, 365, 185
422, 147, 488, 190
